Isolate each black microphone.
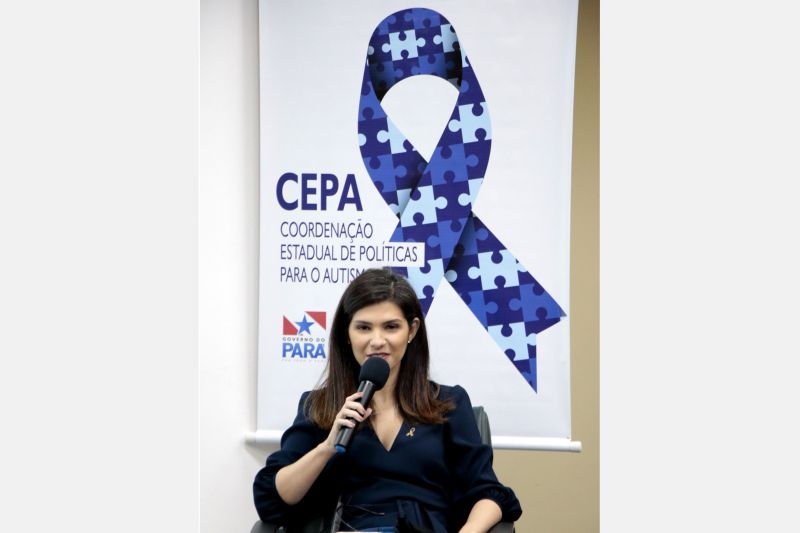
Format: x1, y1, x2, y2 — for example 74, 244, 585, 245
333, 356, 390, 454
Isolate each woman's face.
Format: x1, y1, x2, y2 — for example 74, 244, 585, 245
348, 300, 420, 379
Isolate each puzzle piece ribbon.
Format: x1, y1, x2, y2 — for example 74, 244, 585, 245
357, 8, 566, 391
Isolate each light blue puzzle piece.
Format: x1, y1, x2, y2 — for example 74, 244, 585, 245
382, 30, 426, 61
433, 24, 458, 53
469, 250, 525, 290
458, 178, 483, 207
377, 119, 409, 155
399, 185, 448, 226
391, 187, 413, 215
449, 103, 491, 143
488, 322, 536, 362
407, 258, 445, 302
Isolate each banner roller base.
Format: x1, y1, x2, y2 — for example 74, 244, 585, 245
245, 431, 581, 452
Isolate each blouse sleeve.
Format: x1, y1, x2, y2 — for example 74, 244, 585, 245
252, 392, 341, 525
445, 385, 523, 525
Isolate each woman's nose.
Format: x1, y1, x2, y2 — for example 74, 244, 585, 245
369, 332, 386, 347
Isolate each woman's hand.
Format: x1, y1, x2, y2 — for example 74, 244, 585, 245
276, 392, 374, 505
458, 499, 502, 533
321, 391, 374, 451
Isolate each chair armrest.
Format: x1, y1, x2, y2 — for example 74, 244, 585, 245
250, 518, 328, 533
250, 521, 279, 533
488, 521, 515, 533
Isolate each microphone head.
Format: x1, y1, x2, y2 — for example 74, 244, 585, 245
359, 357, 390, 389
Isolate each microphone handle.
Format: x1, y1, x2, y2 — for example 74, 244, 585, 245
333, 380, 375, 453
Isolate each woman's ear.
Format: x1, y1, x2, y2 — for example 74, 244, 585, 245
408, 317, 420, 343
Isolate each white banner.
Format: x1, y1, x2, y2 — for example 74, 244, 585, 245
256, 0, 578, 449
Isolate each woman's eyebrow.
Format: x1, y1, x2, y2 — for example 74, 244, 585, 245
351, 318, 402, 326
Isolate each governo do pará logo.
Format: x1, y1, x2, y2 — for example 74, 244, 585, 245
282, 311, 327, 360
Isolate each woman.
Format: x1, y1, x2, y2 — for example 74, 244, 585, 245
253, 269, 522, 532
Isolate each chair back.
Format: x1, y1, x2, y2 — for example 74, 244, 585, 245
472, 405, 492, 446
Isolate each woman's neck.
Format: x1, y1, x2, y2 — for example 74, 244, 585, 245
371, 385, 397, 414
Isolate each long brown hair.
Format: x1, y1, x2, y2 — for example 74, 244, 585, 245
306, 268, 453, 428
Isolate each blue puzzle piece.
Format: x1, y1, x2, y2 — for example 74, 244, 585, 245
393, 220, 442, 259
393, 57, 420, 82
509, 281, 566, 328
391, 149, 426, 179
367, 33, 393, 64
454, 214, 488, 257
432, 218, 466, 259
386, 10, 412, 33
410, 9, 441, 30
514, 353, 537, 391
358, 115, 391, 157
363, 155, 400, 194
457, 75, 487, 105
358, 76, 387, 121
483, 286, 525, 327
464, 140, 489, 179
368, 61, 399, 96
433, 179, 470, 215
414, 169, 435, 188
411, 52, 447, 77
417, 26, 445, 57
449, 103, 491, 143
514, 267, 567, 325
444, 51, 462, 81
377, 14, 397, 35
444, 248, 481, 293
395, 178, 424, 208
523, 311, 561, 337
428, 144, 468, 185
460, 290, 498, 328
471, 216, 504, 253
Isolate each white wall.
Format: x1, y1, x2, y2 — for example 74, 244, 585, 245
200, 1, 275, 531
3, 2, 199, 532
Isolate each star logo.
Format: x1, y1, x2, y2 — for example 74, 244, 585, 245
282, 311, 327, 336
295, 315, 314, 335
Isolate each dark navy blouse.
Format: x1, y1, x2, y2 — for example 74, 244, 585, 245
253, 384, 521, 532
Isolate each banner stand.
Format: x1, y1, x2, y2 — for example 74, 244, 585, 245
244, 430, 581, 452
